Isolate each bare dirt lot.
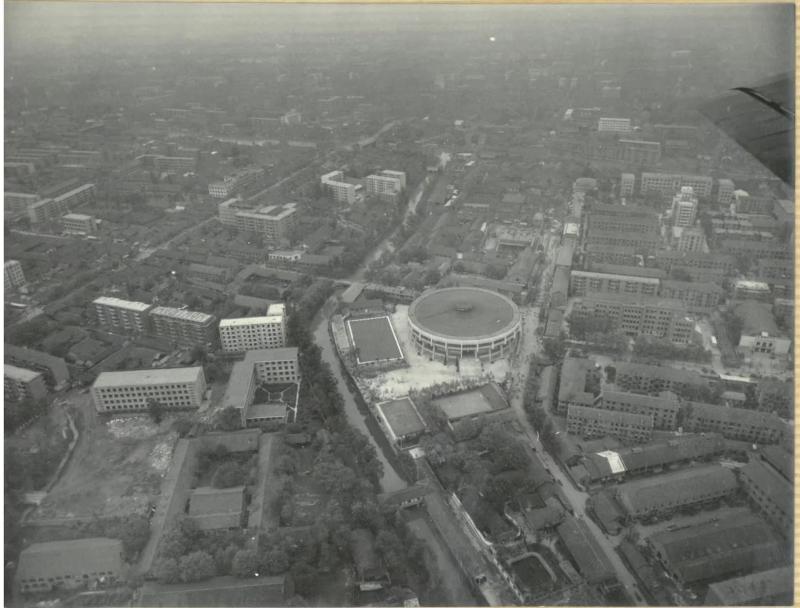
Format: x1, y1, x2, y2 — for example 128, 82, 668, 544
28, 410, 179, 522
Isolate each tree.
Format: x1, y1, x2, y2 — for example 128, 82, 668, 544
542, 335, 567, 363
486, 264, 506, 280
670, 268, 693, 282
211, 461, 248, 488
148, 398, 164, 424
214, 407, 243, 431
190, 346, 208, 364
153, 557, 180, 583
232, 549, 260, 578
179, 550, 217, 582
118, 514, 151, 561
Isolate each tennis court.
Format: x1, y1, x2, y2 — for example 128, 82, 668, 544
347, 315, 404, 364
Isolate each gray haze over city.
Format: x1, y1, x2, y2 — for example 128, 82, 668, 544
4, 3, 794, 607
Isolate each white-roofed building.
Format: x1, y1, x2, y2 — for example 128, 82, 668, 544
219, 314, 286, 352
91, 366, 206, 413
4, 364, 48, 403
149, 306, 217, 347
93, 296, 152, 334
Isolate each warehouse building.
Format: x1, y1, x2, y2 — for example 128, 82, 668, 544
739, 458, 792, 536
16, 538, 123, 593
615, 465, 738, 520
704, 566, 792, 606
647, 514, 785, 585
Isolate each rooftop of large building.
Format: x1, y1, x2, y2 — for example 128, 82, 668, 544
150, 306, 215, 324
408, 287, 520, 340
617, 465, 737, 515
244, 347, 299, 363
740, 458, 792, 511
687, 401, 786, 431
93, 296, 152, 312
4, 363, 42, 382
705, 566, 792, 605
614, 361, 706, 385
568, 404, 653, 428
647, 513, 785, 584
219, 315, 283, 328
93, 366, 204, 388
588, 263, 667, 279
16, 538, 122, 582
601, 389, 680, 410
556, 516, 616, 584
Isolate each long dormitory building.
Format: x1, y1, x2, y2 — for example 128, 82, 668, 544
90, 367, 206, 413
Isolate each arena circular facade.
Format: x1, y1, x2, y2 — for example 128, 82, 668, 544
407, 287, 522, 362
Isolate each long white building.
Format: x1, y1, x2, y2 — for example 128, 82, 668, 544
365, 170, 407, 202
219, 304, 286, 352
93, 297, 152, 333
91, 367, 206, 413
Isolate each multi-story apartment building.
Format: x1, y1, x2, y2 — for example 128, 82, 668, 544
219, 202, 298, 241
321, 170, 358, 204
671, 187, 698, 227
587, 209, 660, 236
618, 139, 661, 165
222, 347, 300, 426
584, 227, 662, 250
598, 390, 680, 429
620, 173, 635, 197
718, 238, 790, 261
4, 260, 26, 290
640, 173, 713, 198
93, 297, 152, 333
556, 357, 600, 414
653, 250, 736, 278
5, 344, 70, 389
572, 294, 695, 344
4, 364, 48, 403
62, 213, 96, 234
54, 183, 96, 208
716, 178, 735, 206
614, 362, 707, 395
583, 244, 638, 266
675, 225, 706, 252
739, 458, 791, 535
570, 269, 660, 298
4, 192, 40, 217
149, 307, 217, 347
365, 170, 407, 202
658, 280, 723, 313
91, 367, 206, 413
598, 117, 632, 133
208, 168, 263, 199
732, 190, 775, 215
683, 401, 786, 444
219, 306, 286, 352
153, 156, 196, 173
27, 197, 68, 223
567, 404, 654, 443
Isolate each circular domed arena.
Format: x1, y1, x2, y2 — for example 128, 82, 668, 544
407, 287, 522, 363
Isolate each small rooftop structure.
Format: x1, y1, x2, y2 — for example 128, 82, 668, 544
375, 397, 427, 444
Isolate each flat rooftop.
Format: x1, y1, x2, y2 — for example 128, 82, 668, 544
219, 315, 283, 328
376, 397, 426, 440
5, 364, 42, 382
244, 347, 298, 363
150, 306, 215, 324
93, 296, 151, 312
93, 366, 204, 388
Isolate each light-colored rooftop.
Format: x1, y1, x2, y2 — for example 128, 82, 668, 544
219, 315, 283, 328
4, 364, 42, 382
150, 306, 214, 324
93, 296, 152, 312
63, 213, 94, 221
244, 347, 299, 363
93, 366, 204, 388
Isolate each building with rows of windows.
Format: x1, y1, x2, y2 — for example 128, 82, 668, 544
566, 404, 654, 443
683, 401, 786, 444
5, 364, 48, 403
219, 304, 286, 352
93, 296, 152, 333
149, 306, 217, 347
570, 269, 660, 298
598, 390, 680, 430
571, 294, 695, 344
4, 260, 26, 290
321, 170, 358, 204
91, 367, 206, 413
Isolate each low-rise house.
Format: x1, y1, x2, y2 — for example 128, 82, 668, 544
16, 538, 123, 593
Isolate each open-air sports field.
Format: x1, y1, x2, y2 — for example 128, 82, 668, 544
346, 315, 404, 364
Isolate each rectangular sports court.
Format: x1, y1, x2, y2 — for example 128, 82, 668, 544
346, 315, 404, 364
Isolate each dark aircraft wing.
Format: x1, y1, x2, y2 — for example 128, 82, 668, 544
699, 75, 794, 185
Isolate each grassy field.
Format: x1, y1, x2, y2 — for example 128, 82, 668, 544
347, 316, 403, 364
